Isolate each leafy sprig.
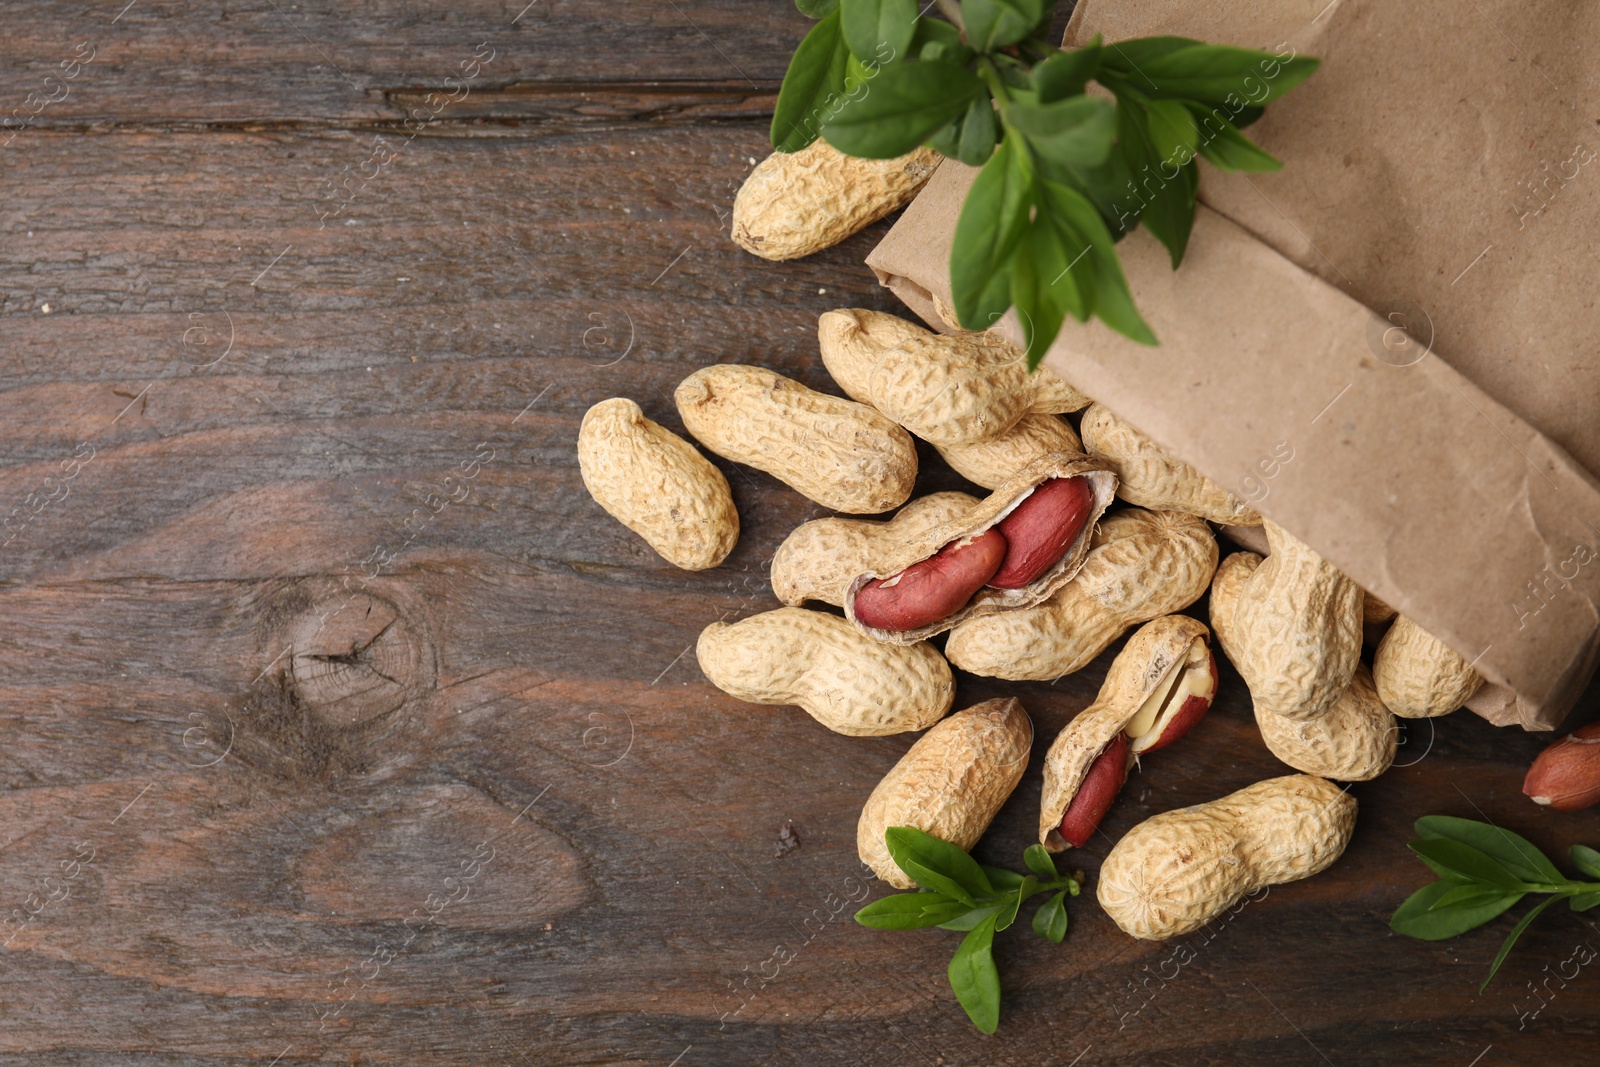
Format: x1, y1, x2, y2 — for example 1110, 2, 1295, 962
772, 0, 1319, 361
1390, 816, 1600, 991
855, 826, 1081, 1033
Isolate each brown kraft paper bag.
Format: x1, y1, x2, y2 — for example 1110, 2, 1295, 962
866, 0, 1600, 729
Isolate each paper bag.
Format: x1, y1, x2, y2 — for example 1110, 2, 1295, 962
867, 0, 1600, 729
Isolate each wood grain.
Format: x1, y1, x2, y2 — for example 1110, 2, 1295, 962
0, 3, 1596, 1065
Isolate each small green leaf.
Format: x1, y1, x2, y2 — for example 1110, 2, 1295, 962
1032, 889, 1069, 942
1390, 880, 1524, 941
1184, 102, 1281, 172
1116, 100, 1195, 268
1429, 883, 1520, 912
1023, 844, 1058, 880
1005, 94, 1116, 168
1417, 817, 1566, 886
938, 903, 1003, 931
1033, 39, 1101, 102
1571, 844, 1600, 881
954, 96, 998, 166
1036, 177, 1156, 344
771, 10, 852, 152
855, 891, 974, 930
839, 0, 917, 65
948, 914, 1002, 1034
982, 865, 1027, 891
1010, 218, 1084, 365
1569, 890, 1600, 911
884, 826, 995, 906
796, 0, 840, 16
960, 0, 1044, 52
1142, 98, 1198, 163
994, 877, 1035, 932
950, 133, 1033, 330
1409, 839, 1529, 889
1482, 896, 1562, 992
823, 60, 986, 159
1104, 38, 1319, 106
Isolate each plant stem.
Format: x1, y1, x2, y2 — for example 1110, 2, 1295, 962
976, 56, 1013, 105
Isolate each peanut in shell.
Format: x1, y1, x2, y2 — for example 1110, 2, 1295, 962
858, 698, 1033, 889
577, 398, 738, 570
1080, 403, 1260, 525
1097, 774, 1357, 941
695, 608, 953, 737
730, 141, 939, 262
675, 364, 917, 515
1373, 614, 1484, 718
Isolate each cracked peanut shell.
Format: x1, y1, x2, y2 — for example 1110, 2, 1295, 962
858, 698, 1033, 888
1038, 615, 1213, 851
946, 509, 1217, 681
843, 451, 1116, 643
771, 492, 978, 608
577, 398, 738, 570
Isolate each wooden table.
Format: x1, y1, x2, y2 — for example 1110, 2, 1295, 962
2, 2, 1595, 1063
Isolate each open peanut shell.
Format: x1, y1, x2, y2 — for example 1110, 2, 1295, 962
842, 451, 1116, 644
1038, 615, 1215, 851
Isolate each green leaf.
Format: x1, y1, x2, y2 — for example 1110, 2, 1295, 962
796, 0, 839, 16
1005, 95, 1116, 169
1409, 839, 1529, 889
771, 10, 852, 152
1391, 880, 1525, 940
1115, 100, 1195, 268
1429, 883, 1521, 912
1571, 844, 1600, 881
1143, 98, 1198, 163
1011, 218, 1084, 364
855, 891, 974, 930
995, 877, 1035, 932
1482, 896, 1562, 992
884, 826, 995, 906
950, 133, 1033, 330
948, 914, 1002, 1034
1569, 890, 1600, 911
955, 96, 998, 166
911, 17, 970, 63
960, 0, 1044, 52
982, 865, 1027, 891
1417, 817, 1565, 886
1033, 38, 1101, 102
1184, 102, 1281, 172
839, 0, 917, 65
938, 903, 1003, 931
823, 60, 986, 159
1032, 889, 1069, 942
1023, 844, 1058, 880
1103, 38, 1319, 106
1036, 177, 1157, 344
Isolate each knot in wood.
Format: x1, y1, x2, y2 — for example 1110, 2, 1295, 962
264, 585, 432, 729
